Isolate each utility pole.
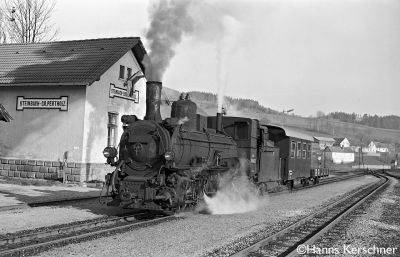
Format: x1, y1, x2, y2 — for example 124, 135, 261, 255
281, 109, 294, 126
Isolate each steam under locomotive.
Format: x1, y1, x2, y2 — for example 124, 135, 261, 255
102, 81, 328, 211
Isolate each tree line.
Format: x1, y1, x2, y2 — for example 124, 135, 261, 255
0, 0, 57, 43
187, 91, 279, 115
326, 111, 400, 130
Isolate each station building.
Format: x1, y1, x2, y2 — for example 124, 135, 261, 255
0, 37, 148, 182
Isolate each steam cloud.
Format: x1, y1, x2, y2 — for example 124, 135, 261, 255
216, 15, 242, 113
201, 158, 267, 215
177, 116, 189, 125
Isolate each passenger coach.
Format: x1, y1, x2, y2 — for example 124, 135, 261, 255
266, 125, 316, 189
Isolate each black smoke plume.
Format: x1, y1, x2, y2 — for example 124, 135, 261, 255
144, 0, 195, 81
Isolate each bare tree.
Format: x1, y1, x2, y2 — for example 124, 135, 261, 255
0, 7, 7, 43
2, 0, 58, 43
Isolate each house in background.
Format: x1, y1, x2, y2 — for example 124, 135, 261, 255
333, 137, 350, 148
374, 142, 389, 153
325, 146, 355, 164
313, 136, 336, 150
362, 141, 377, 153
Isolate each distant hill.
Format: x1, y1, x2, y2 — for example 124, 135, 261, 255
160, 87, 400, 145
161, 87, 279, 121
325, 112, 400, 130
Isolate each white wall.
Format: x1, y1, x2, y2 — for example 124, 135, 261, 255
376, 147, 388, 153
82, 50, 147, 164
331, 152, 355, 164
0, 86, 86, 162
340, 138, 350, 148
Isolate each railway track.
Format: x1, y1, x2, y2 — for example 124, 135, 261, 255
0, 210, 179, 257
27, 195, 100, 207
289, 172, 365, 192
383, 170, 400, 180
0, 196, 101, 212
13, 173, 365, 209
228, 173, 388, 257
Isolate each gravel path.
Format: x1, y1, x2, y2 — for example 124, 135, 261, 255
32, 175, 378, 257
0, 183, 100, 207
314, 176, 400, 257
0, 183, 102, 234
0, 207, 103, 235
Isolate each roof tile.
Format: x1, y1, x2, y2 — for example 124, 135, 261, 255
0, 37, 146, 85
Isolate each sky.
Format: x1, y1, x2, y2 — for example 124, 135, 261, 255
53, 0, 400, 117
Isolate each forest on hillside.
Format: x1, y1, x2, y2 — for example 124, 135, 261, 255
163, 87, 400, 133
161, 87, 400, 144
186, 91, 279, 115
327, 112, 400, 130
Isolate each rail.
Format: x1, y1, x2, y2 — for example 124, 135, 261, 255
228, 173, 388, 257
0, 211, 178, 257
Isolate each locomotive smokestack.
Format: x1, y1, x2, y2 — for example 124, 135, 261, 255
216, 112, 223, 133
145, 81, 162, 122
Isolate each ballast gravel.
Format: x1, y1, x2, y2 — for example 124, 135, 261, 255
29, 175, 379, 257
0, 182, 102, 234
314, 175, 400, 257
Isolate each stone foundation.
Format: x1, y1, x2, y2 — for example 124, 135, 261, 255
0, 158, 113, 182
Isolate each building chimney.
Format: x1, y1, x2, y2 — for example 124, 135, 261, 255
144, 81, 162, 122
216, 112, 223, 133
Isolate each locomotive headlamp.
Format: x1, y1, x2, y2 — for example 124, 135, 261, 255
103, 146, 118, 159
164, 151, 175, 161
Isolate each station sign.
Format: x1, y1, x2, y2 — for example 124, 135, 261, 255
109, 83, 139, 103
16, 96, 68, 111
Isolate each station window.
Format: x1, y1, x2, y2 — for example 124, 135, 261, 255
290, 141, 296, 158
127, 67, 132, 79
107, 112, 118, 147
302, 142, 307, 158
119, 65, 125, 79
307, 144, 311, 158
297, 142, 302, 159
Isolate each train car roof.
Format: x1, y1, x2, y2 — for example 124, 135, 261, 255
265, 124, 314, 141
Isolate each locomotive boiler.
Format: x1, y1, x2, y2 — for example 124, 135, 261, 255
103, 81, 239, 210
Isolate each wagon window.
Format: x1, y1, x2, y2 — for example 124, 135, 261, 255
290, 141, 296, 158
307, 144, 311, 158
302, 142, 307, 158
234, 122, 248, 140
297, 142, 302, 159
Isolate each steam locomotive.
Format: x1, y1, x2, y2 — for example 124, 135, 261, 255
102, 81, 328, 210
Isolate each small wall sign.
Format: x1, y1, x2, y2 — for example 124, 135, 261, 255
16, 96, 68, 111
109, 83, 139, 103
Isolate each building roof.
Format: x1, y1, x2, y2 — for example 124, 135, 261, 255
333, 137, 348, 146
325, 146, 354, 153
0, 37, 147, 86
334, 137, 346, 142
0, 104, 12, 122
372, 141, 388, 148
314, 136, 335, 142
267, 125, 314, 141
